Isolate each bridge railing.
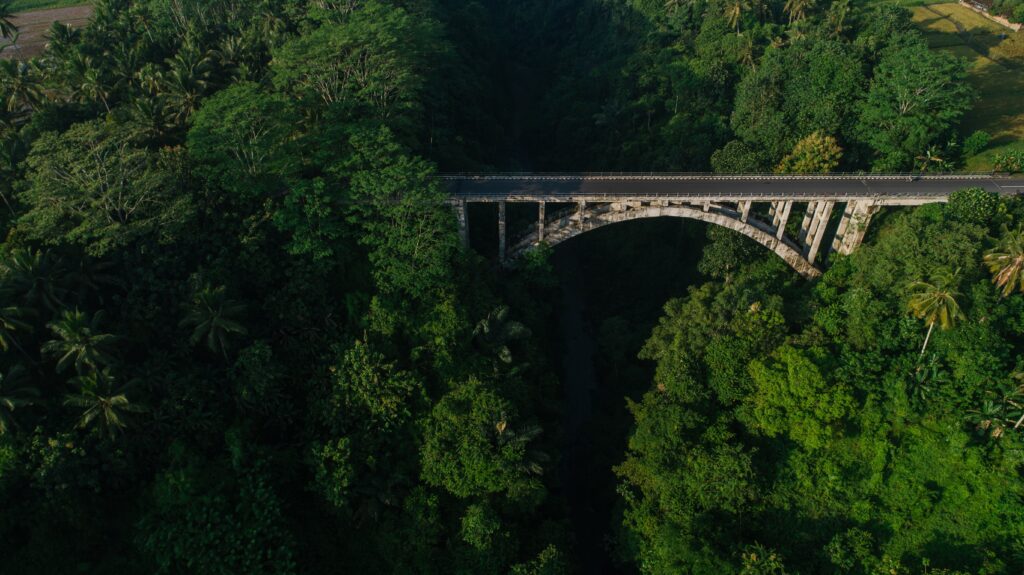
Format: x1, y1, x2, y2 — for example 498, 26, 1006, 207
438, 171, 1001, 180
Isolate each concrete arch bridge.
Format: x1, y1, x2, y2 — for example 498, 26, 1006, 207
445, 173, 1024, 279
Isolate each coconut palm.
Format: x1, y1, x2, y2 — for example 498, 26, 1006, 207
180, 284, 248, 359
724, 0, 750, 31
0, 59, 43, 114
473, 306, 531, 364
0, 298, 31, 354
784, 0, 814, 23
0, 248, 68, 312
907, 269, 963, 356
64, 369, 144, 439
0, 364, 36, 435
161, 41, 214, 126
42, 309, 118, 374
0, 0, 16, 40
984, 226, 1024, 297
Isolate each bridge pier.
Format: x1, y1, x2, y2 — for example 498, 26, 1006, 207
833, 201, 878, 255
455, 200, 468, 247
498, 201, 507, 262
775, 200, 793, 240
805, 201, 835, 264
538, 201, 546, 242
739, 201, 752, 223
799, 201, 818, 244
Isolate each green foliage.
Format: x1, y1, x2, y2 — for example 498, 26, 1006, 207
421, 377, 538, 499
857, 41, 974, 171
19, 121, 193, 256
187, 82, 298, 198
993, 148, 1024, 173
962, 130, 991, 157
775, 131, 843, 174
947, 187, 1000, 225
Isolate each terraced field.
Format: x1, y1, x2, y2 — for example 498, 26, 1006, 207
0, 4, 91, 60
911, 2, 1024, 169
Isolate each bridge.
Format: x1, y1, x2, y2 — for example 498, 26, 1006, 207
445, 173, 1024, 278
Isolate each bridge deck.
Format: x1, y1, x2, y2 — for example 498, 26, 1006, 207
445, 174, 1024, 205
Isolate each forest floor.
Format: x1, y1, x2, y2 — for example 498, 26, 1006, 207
911, 2, 1024, 169
0, 4, 92, 60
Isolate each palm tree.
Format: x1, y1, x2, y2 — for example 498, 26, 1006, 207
984, 226, 1024, 297
0, 248, 67, 312
724, 0, 750, 32
0, 59, 43, 115
0, 364, 37, 435
907, 268, 963, 356
180, 284, 248, 359
473, 306, 531, 364
784, 0, 814, 23
0, 0, 17, 41
0, 298, 31, 354
42, 309, 118, 374
64, 369, 144, 439
161, 41, 214, 126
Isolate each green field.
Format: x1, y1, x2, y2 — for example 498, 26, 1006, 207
9, 0, 88, 11
911, 3, 1024, 169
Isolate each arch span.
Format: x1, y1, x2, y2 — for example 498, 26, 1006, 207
508, 203, 824, 278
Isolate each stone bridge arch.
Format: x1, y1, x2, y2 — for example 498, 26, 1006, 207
509, 202, 823, 278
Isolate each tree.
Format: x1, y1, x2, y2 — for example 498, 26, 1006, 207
784, 0, 814, 23
947, 186, 999, 225
984, 226, 1024, 297
179, 284, 248, 359
421, 377, 539, 498
64, 368, 143, 439
42, 309, 118, 374
0, 364, 36, 435
857, 41, 974, 171
0, 248, 67, 312
907, 268, 963, 355
187, 82, 298, 198
161, 41, 214, 126
775, 132, 842, 173
19, 121, 192, 256
345, 127, 460, 300
0, 60, 43, 115
270, 0, 438, 121
0, 0, 16, 40
724, 0, 751, 31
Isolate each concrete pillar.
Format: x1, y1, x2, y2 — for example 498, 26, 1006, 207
538, 201, 546, 242
775, 200, 793, 240
831, 202, 857, 253
836, 201, 878, 255
703, 201, 710, 212
806, 201, 835, 264
498, 201, 506, 262
799, 201, 818, 244
577, 200, 586, 230
455, 200, 468, 247
740, 201, 752, 223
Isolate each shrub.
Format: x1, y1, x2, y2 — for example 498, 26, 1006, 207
993, 148, 1024, 173
962, 130, 991, 157
947, 187, 999, 224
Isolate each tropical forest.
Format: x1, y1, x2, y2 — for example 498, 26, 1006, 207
1, 0, 1024, 573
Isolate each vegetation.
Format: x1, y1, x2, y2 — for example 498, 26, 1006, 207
0, 0, 1021, 573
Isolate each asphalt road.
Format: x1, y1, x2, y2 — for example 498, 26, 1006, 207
445, 175, 1024, 202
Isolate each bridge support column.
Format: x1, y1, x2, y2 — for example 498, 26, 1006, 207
833, 201, 878, 255
775, 200, 793, 240
806, 201, 835, 264
455, 200, 468, 247
576, 201, 586, 230
739, 201, 752, 223
498, 201, 507, 262
538, 202, 546, 242
799, 201, 818, 244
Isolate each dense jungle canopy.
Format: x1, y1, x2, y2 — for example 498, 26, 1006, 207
1, 0, 1024, 573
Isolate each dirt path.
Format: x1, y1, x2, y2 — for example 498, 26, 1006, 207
1, 5, 92, 60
